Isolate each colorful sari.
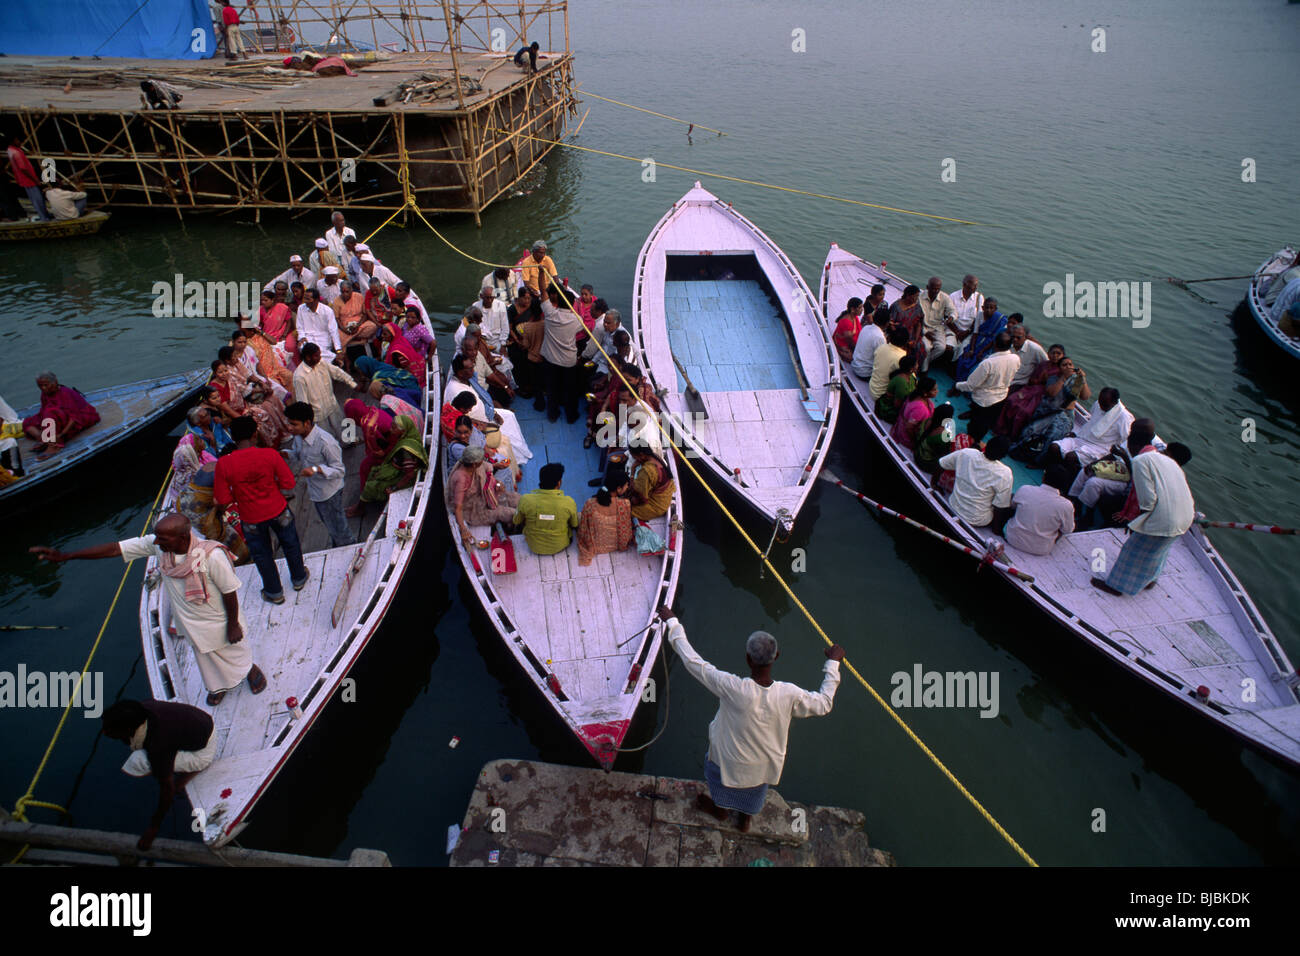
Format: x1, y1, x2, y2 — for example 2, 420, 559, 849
891, 396, 934, 449
187, 416, 232, 453
244, 394, 290, 449
629, 454, 674, 520
248, 331, 295, 388
445, 458, 520, 525
382, 322, 424, 370
576, 496, 634, 566
362, 415, 429, 502
996, 359, 1059, 438
954, 311, 1007, 382
259, 302, 296, 352
355, 355, 421, 407
379, 394, 424, 435
170, 432, 216, 498
178, 464, 249, 564
22, 385, 100, 436
345, 398, 395, 487
889, 301, 925, 364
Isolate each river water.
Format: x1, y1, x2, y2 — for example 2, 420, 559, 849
2, 0, 1298, 865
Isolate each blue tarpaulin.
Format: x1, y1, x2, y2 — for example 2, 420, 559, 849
6, 0, 216, 60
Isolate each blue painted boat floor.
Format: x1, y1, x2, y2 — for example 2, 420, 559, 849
664, 279, 801, 393
512, 395, 605, 494
925, 367, 1044, 493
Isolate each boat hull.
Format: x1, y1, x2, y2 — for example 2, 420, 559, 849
0, 210, 109, 240
1246, 251, 1300, 361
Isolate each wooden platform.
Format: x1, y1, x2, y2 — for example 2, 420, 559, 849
450, 760, 895, 867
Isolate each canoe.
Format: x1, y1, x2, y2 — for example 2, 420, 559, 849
821, 242, 1300, 769
1, 368, 209, 506
441, 365, 684, 770
138, 328, 439, 847
632, 182, 839, 529
0, 210, 110, 241
1245, 246, 1300, 361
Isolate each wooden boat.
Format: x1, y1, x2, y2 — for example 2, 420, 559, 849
0, 210, 109, 241
442, 361, 684, 770
1245, 246, 1300, 361
1, 368, 209, 505
821, 242, 1300, 769
632, 182, 839, 529
138, 331, 439, 847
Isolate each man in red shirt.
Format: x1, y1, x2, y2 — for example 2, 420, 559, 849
215, 415, 309, 603
7, 134, 50, 221
220, 1, 248, 60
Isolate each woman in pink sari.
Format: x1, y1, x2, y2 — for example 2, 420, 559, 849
380, 322, 423, 372
996, 344, 1065, 438
259, 290, 297, 355
244, 326, 295, 390
343, 399, 396, 513
22, 372, 101, 459
890, 375, 937, 449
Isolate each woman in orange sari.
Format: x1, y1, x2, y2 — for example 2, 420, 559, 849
244, 326, 295, 390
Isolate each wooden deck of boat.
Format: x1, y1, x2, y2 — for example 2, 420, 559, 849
457, 395, 672, 716
0, 50, 566, 114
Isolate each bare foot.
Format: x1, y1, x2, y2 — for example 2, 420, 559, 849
737, 812, 752, 833
345, 502, 365, 518
695, 793, 728, 822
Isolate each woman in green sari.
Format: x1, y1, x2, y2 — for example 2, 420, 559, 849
357, 414, 428, 513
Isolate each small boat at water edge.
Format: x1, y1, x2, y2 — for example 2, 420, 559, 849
138, 322, 439, 847
1, 368, 210, 507
1245, 246, 1300, 361
443, 371, 684, 770
632, 182, 839, 532
0, 210, 110, 241
821, 242, 1300, 770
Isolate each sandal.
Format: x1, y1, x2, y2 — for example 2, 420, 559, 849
247, 665, 267, 694
206, 690, 227, 706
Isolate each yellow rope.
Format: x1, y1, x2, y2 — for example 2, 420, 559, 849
364, 163, 1035, 865
8, 467, 174, 863
577, 89, 727, 136
488, 127, 990, 227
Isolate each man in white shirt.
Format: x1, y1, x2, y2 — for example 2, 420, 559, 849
315, 266, 344, 306
29, 513, 266, 706
937, 436, 1015, 529
850, 308, 889, 381
284, 401, 353, 547
658, 604, 842, 832
1008, 324, 1048, 389
358, 253, 402, 290
468, 284, 512, 351
955, 332, 1020, 442
1046, 387, 1134, 470
948, 275, 983, 359
918, 276, 957, 371
295, 288, 340, 362
266, 255, 315, 294
44, 185, 87, 220
1093, 439, 1195, 596
1003, 470, 1074, 555
325, 210, 356, 261
481, 266, 519, 303
308, 237, 339, 278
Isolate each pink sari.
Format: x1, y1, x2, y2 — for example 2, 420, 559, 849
891, 397, 934, 449
260, 302, 297, 353
345, 399, 395, 486
23, 385, 100, 434
382, 322, 423, 370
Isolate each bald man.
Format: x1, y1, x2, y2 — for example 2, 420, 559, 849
31, 513, 266, 707
658, 604, 843, 832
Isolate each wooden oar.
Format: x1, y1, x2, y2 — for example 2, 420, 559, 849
1165, 273, 1257, 286
1195, 514, 1298, 535
331, 502, 390, 627
818, 468, 1036, 583
670, 353, 709, 418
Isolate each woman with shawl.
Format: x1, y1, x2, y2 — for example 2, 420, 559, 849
447, 445, 520, 547
577, 466, 634, 566
258, 290, 296, 354
380, 321, 424, 372
890, 375, 937, 449
1009, 357, 1088, 462
358, 414, 428, 511
343, 398, 396, 514
996, 345, 1067, 438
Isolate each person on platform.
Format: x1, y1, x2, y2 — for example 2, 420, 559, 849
1092, 437, 1195, 596
30, 513, 266, 709
657, 604, 843, 833
22, 371, 101, 460
219, 0, 248, 59
514, 40, 541, 73
283, 401, 352, 548
937, 435, 1015, 530
214, 416, 309, 604
100, 698, 218, 850
1002, 469, 1075, 555
512, 461, 578, 555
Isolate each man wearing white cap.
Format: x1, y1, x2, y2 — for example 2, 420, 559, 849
325, 211, 356, 261
309, 237, 340, 278
344, 236, 365, 290
316, 266, 344, 306
358, 252, 402, 290
265, 255, 315, 294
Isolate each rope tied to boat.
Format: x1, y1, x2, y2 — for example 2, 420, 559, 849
8, 467, 174, 863
363, 179, 1038, 867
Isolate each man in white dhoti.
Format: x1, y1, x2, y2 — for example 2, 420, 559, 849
948, 275, 983, 360
1045, 387, 1134, 470
444, 355, 533, 464
30, 514, 267, 707
102, 698, 218, 850
918, 276, 957, 371
471, 284, 512, 351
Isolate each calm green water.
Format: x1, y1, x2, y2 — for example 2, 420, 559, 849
3, 0, 1299, 865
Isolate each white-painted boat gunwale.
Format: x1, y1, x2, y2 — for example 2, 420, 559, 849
138, 320, 440, 846
632, 183, 840, 527
820, 243, 1300, 769
2, 368, 210, 505
1246, 251, 1300, 361
440, 380, 684, 770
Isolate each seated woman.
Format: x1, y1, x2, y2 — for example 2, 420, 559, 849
400, 306, 435, 360
22, 372, 101, 460
186, 405, 233, 456
354, 355, 422, 409
626, 445, 674, 520
243, 384, 290, 450
373, 385, 424, 435
231, 327, 290, 404
380, 321, 424, 373
482, 426, 519, 492
343, 398, 396, 511
169, 430, 216, 499
874, 355, 917, 424
996, 345, 1073, 438
334, 286, 378, 368
447, 445, 521, 548
446, 413, 483, 467
913, 403, 959, 475
258, 290, 296, 355
354, 413, 428, 516
1009, 356, 1087, 463
239, 321, 295, 391
831, 297, 865, 364
441, 391, 479, 441
577, 465, 634, 566
891, 375, 937, 449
